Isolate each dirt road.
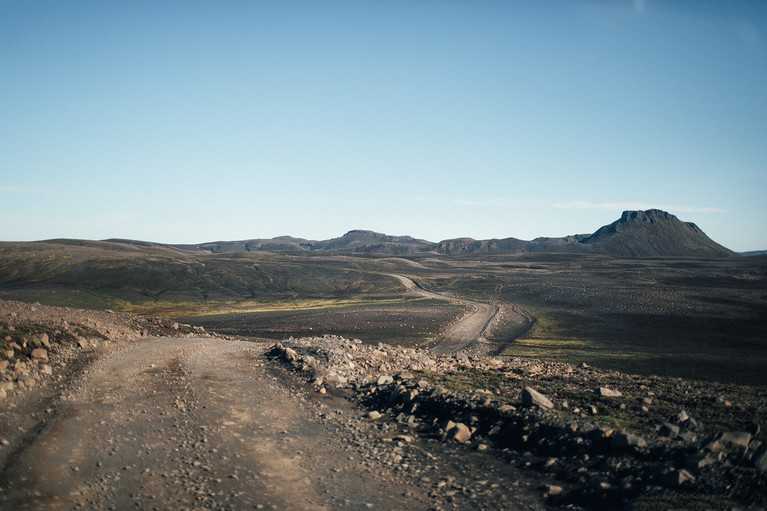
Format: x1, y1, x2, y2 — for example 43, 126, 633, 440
389, 275, 499, 354
0, 337, 545, 510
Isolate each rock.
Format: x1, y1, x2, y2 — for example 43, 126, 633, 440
283, 347, 299, 362
685, 452, 722, 471
41, 364, 53, 375
522, 387, 554, 409
676, 410, 689, 423
455, 353, 470, 365
662, 469, 695, 487
752, 444, 767, 472
659, 423, 680, 438
30, 348, 48, 362
0, 360, 8, 372
446, 422, 472, 443
598, 387, 622, 398
393, 434, 412, 443
368, 411, 383, 420
544, 484, 563, 496
37, 333, 51, 348
0, 388, 6, 400
377, 375, 394, 386
611, 432, 647, 450
683, 417, 703, 431
707, 431, 752, 455
678, 431, 697, 442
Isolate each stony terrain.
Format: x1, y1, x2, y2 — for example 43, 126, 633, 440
264, 337, 767, 510
1, 299, 766, 510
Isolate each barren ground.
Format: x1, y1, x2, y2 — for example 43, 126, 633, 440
0, 331, 546, 510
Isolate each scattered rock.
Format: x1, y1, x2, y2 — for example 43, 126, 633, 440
598, 387, 622, 398
522, 387, 554, 409
611, 432, 647, 450
445, 422, 472, 443
543, 484, 563, 496
707, 431, 752, 455
685, 452, 722, 471
30, 348, 48, 362
662, 469, 695, 487
367, 411, 383, 420
659, 423, 680, 438
37, 333, 51, 348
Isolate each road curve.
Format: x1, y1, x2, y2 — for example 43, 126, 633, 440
389, 274, 499, 354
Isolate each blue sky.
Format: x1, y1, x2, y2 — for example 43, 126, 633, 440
1, 1, 765, 251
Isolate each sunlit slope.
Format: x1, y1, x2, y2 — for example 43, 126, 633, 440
0, 239, 403, 312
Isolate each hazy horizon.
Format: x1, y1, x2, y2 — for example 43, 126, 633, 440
2, 1, 765, 251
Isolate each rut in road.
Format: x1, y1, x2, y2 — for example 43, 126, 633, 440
389, 274, 533, 354
0, 338, 426, 510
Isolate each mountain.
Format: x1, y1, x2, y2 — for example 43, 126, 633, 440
578, 209, 735, 257
173, 210, 733, 258
311, 230, 433, 254
177, 236, 314, 253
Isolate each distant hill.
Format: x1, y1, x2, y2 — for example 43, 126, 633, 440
311, 230, 433, 254
174, 210, 735, 258
741, 250, 767, 257
578, 209, 735, 258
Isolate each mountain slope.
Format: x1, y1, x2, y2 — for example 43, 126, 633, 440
579, 209, 735, 258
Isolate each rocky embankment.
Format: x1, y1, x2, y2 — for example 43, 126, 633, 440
268, 336, 767, 510
0, 299, 215, 402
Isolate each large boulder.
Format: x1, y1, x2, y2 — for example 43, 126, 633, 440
30, 348, 48, 362
598, 387, 622, 398
707, 431, 752, 455
445, 422, 472, 443
522, 387, 554, 409
611, 432, 647, 450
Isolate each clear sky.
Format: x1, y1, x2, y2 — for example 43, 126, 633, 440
2, 1, 765, 251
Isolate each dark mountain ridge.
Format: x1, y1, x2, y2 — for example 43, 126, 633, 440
172, 210, 735, 258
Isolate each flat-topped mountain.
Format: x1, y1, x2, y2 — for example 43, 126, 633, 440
176, 210, 735, 258
579, 209, 734, 257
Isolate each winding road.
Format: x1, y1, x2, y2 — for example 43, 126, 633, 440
389, 274, 501, 354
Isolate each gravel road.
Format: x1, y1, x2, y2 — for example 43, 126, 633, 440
389, 275, 499, 354
0, 337, 547, 510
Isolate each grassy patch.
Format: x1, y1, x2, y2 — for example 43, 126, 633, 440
415, 367, 515, 399
116, 295, 417, 318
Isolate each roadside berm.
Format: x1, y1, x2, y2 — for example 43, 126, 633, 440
268, 335, 767, 510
